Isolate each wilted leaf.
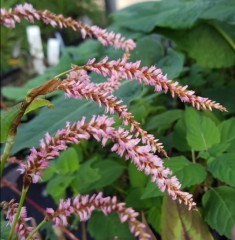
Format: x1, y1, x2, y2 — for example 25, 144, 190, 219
0, 98, 53, 143
161, 195, 213, 240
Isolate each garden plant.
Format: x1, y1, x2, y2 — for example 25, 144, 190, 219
1, 1, 235, 240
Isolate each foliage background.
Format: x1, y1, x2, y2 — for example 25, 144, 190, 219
1, 0, 235, 239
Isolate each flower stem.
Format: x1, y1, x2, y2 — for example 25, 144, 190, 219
25, 219, 47, 240
0, 135, 16, 176
8, 186, 29, 240
191, 150, 196, 163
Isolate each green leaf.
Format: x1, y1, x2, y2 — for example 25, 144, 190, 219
185, 107, 220, 151
141, 156, 206, 199
147, 199, 162, 234
0, 98, 53, 143
172, 118, 191, 151
157, 48, 184, 79
146, 109, 183, 132
208, 153, 235, 187
0, 221, 11, 239
128, 162, 148, 188
91, 159, 124, 189
112, 1, 205, 32
129, 35, 164, 66
141, 182, 164, 199
46, 175, 75, 203
164, 156, 207, 188
202, 186, 235, 239
87, 211, 134, 240
71, 157, 100, 194
218, 118, 235, 142
11, 80, 142, 154
24, 98, 54, 115
161, 196, 213, 240
161, 23, 235, 68
126, 187, 153, 209
57, 147, 80, 175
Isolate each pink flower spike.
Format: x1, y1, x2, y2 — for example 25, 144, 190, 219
45, 193, 150, 239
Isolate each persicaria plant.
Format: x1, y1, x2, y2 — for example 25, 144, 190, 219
0, 3, 228, 240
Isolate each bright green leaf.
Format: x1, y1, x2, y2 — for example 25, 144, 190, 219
161, 196, 213, 240
46, 175, 75, 203
202, 186, 235, 239
218, 118, 235, 142
185, 107, 220, 151
57, 147, 80, 175
164, 156, 207, 188
208, 153, 235, 187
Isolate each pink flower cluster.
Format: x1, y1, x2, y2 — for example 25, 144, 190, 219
0, 3, 135, 52
2, 200, 36, 240
60, 70, 166, 156
19, 115, 195, 209
82, 57, 227, 112
46, 192, 150, 239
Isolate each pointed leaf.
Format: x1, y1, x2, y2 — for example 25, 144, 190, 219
218, 117, 235, 142
185, 108, 220, 151
208, 153, 235, 187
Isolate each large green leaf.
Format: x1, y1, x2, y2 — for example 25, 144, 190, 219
172, 118, 191, 152
0, 98, 53, 143
208, 153, 235, 187
146, 109, 183, 132
157, 48, 184, 79
129, 35, 164, 66
112, 0, 235, 31
112, 1, 205, 32
161, 23, 235, 68
161, 196, 213, 240
87, 211, 134, 240
218, 118, 235, 142
202, 186, 235, 239
184, 107, 220, 151
10, 80, 142, 154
